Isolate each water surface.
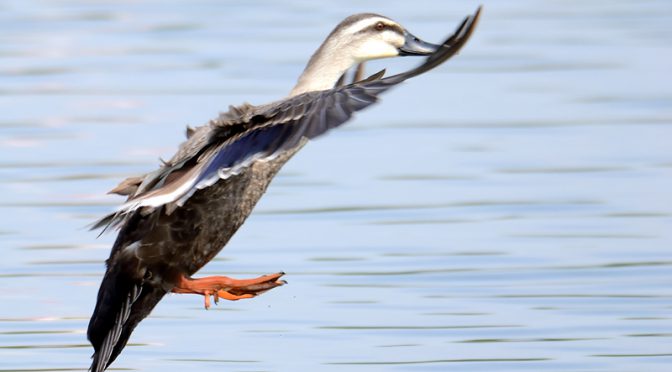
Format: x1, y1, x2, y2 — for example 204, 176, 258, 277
1, 1, 671, 371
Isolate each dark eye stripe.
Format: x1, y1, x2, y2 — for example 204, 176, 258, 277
357, 22, 404, 36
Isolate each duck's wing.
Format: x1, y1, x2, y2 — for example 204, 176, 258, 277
94, 6, 481, 231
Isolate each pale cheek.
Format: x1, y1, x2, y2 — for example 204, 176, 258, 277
355, 40, 399, 61
383, 31, 405, 49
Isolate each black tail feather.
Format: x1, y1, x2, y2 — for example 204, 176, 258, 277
90, 283, 142, 372
88, 262, 166, 372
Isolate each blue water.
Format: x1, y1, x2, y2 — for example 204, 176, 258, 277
1, 1, 671, 371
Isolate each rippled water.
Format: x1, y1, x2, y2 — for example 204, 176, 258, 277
1, 1, 671, 371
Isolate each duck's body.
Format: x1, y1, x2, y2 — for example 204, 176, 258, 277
88, 146, 300, 369
88, 8, 481, 372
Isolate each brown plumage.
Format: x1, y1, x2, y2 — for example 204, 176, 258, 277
87, 8, 481, 372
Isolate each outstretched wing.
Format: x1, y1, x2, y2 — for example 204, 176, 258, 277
95, 7, 481, 230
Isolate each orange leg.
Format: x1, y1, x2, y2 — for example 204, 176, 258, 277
172, 272, 286, 309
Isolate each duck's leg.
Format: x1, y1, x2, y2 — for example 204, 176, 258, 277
172, 272, 286, 309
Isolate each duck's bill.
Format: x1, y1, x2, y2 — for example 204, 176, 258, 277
398, 30, 440, 56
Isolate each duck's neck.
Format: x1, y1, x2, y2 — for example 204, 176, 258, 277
289, 39, 356, 97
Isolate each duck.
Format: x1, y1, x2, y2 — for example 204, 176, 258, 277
87, 7, 481, 372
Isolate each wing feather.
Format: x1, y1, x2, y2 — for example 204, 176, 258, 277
94, 7, 481, 231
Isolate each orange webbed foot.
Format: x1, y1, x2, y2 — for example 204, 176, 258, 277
172, 272, 286, 309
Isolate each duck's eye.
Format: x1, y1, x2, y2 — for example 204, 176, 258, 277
375, 22, 385, 31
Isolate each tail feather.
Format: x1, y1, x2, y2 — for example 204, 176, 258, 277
90, 283, 142, 372
88, 258, 167, 372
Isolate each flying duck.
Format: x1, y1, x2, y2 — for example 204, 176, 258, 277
88, 7, 481, 371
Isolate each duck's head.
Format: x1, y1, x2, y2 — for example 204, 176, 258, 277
291, 13, 440, 96
330, 13, 439, 61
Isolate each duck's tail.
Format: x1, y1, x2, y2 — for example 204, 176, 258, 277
87, 262, 166, 372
